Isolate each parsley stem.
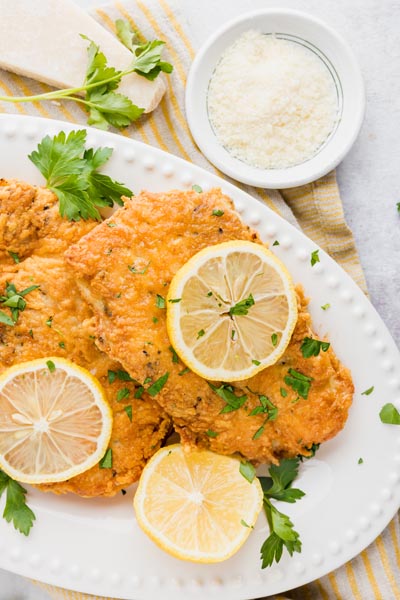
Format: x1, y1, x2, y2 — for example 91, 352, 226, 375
0, 68, 136, 104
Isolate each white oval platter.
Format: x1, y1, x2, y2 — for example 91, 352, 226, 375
0, 114, 399, 600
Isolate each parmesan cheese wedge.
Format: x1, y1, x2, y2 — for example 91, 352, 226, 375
0, 0, 166, 113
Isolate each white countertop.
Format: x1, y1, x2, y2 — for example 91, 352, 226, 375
1, 0, 399, 598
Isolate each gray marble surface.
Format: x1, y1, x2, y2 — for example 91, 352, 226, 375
1, 0, 399, 598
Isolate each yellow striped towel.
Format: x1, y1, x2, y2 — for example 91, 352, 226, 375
0, 0, 398, 598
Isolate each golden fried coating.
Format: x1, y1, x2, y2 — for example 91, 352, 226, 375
0, 180, 171, 496
66, 188, 354, 464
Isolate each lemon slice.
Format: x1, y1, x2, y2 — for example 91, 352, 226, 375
0, 358, 112, 484
167, 241, 297, 381
134, 444, 263, 563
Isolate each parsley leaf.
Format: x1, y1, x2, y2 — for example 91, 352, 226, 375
99, 448, 113, 468
272, 240, 280, 246
124, 405, 133, 421
321, 303, 331, 310
209, 382, 247, 413
169, 345, 179, 363
206, 429, 218, 438
46, 360, 56, 373
261, 501, 301, 568
229, 294, 255, 316
0, 471, 36, 536
260, 458, 305, 503
271, 333, 278, 347
212, 209, 224, 216
29, 130, 132, 221
361, 386, 374, 396
310, 249, 320, 267
8, 251, 20, 264
284, 369, 313, 399
379, 403, 400, 425
147, 372, 169, 396
117, 387, 130, 402
156, 294, 166, 308
300, 337, 330, 358
239, 461, 256, 484
192, 184, 203, 193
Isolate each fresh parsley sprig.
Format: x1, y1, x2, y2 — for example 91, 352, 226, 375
0, 471, 36, 536
28, 130, 132, 221
0, 22, 173, 130
259, 458, 304, 568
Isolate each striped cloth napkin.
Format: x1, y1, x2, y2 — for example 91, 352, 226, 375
0, 1, 399, 598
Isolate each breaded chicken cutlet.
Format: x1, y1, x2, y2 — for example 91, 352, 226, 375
66, 188, 354, 464
0, 179, 171, 496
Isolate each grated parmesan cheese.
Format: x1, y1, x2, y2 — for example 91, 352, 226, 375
207, 31, 338, 169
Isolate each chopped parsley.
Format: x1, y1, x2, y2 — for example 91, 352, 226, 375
397, 202, 400, 213
124, 405, 133, 421
272, 240, 280, 246
231, 330, 236, 340
206, 430, 218, 438
358, 457, 364, 464
117, 387, 130, 402
46, 316, 53, 327
207, 291, 213, 297
197, 329, 205, 339
8, 251, 20, 264
271, 333, 278, 347
155, 294, 166, 308
58, 341, 65, 349
284, 369, 313, 399
128, 262, 150, 274
178, 367, 190, 376
168, 345, 179, 363
252, 359, 261, 366
28, 329, 34, 338
241, 519, 253, 528
46, 360, 56, 373
379, 403, 400, 425
249, 395, 278, 421
0, 282, 40, 326
107, 222, 117, 228
280, 387, 287, 397
152, 316, 158, 324
168, 298, 181, 303
108, 369, 134, 384
147, 372, 169, 396
0, 471, 36, 536
99, 448, 113, 469
134, 386, 144, 399
239, 461, 256, 484
212, 209, 224, 217
209, 382, 247, 413
361, 386, 374, 396
310, 249, 320, 267
229, 294, 255, 317
300, 337, 330, 358
192, 184, 202, 193
321, 303, 331, 310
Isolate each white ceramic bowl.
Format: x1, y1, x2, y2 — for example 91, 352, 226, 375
185, 9, 365, 189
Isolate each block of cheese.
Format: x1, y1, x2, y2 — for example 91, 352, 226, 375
0, 0, 165, 113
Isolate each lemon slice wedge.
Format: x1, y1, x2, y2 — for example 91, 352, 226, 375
167, 241, 297, 381
0, 358, 112, 484
134, 444, 263, 563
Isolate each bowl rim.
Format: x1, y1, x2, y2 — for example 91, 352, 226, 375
185, 7, 366, 189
